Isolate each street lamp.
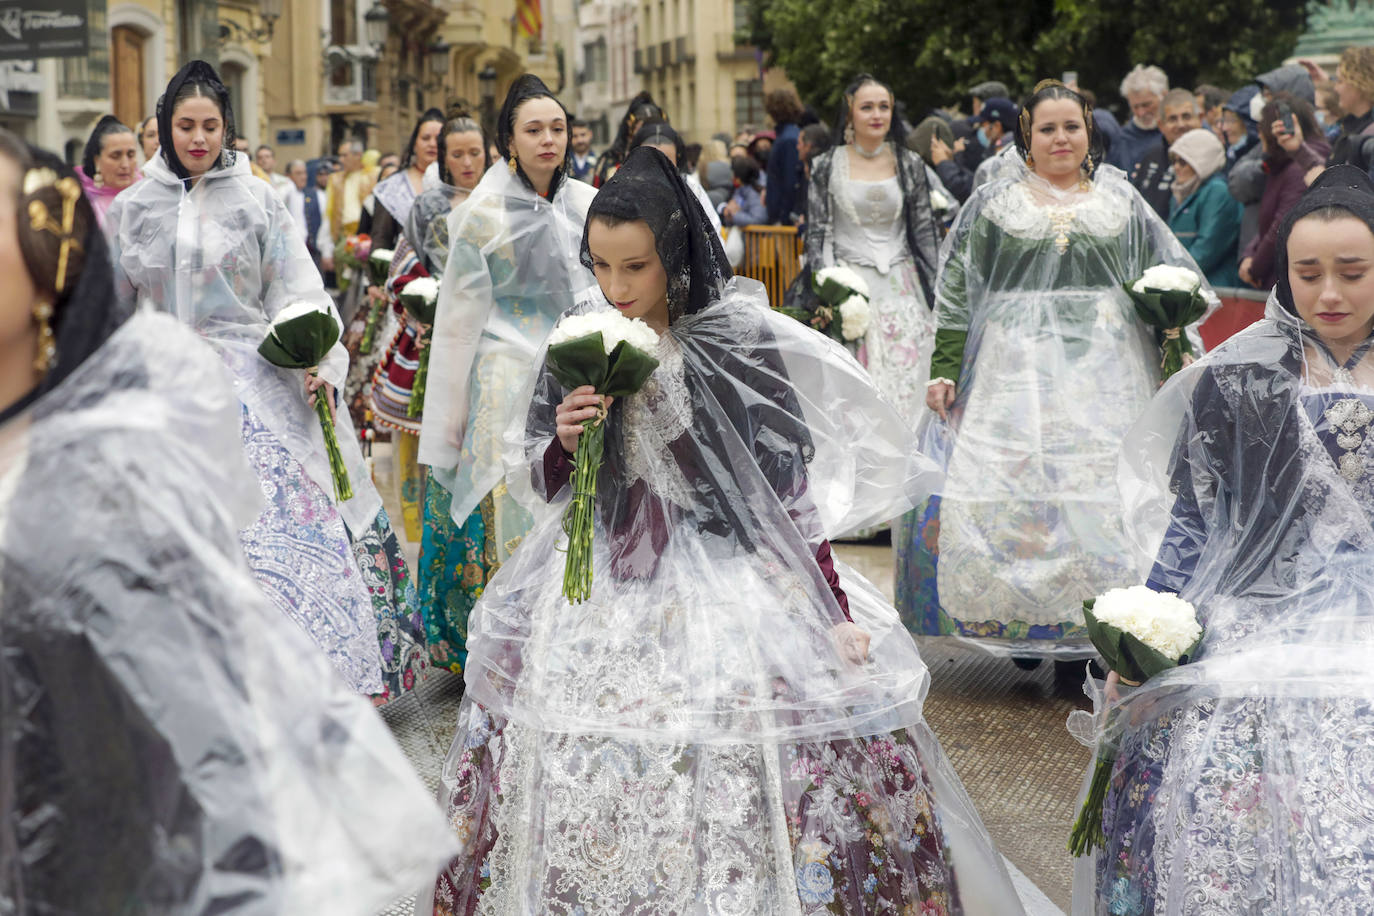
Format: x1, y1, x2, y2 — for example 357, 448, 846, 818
364, 2, 389, 52
478, 64, 499, 138
429, 40, 451, 78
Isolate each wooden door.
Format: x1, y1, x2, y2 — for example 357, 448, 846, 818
112, 26, 145, 129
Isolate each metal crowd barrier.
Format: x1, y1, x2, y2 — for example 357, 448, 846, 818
738, 225, 803, 308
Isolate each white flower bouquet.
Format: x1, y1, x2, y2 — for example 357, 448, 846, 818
1124, 264, 1207, 380
809, 265, 873, 343
258, 301, 352, 501
1069, 585, 1204, 856
544, 310, 661, 602
400, 276, 440, 418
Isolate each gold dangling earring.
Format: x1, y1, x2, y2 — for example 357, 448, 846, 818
844, 123, 855, 145
33, 299, 56, 374
1025, 152, 1035, 169
508, 154, 518, 175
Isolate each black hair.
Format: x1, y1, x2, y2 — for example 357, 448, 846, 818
496, 74, 573, 199
401, 108, 446, 171
81, 115, 135, 179
594, 91, 666, 184
831, 73, 909, 150
628, 118, 685, 172
1014, 80, 1103, 175
157, 60, 238, 181
730, 155, 761, 189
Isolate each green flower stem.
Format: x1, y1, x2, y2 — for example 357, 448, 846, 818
312, 374, 354, 502
1068, 747, 1115, 857
359, 297, 385, 352
407, 326, 432, 419
561, 410, 605, 603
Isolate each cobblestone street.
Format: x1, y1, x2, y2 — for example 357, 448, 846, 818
374, 447, 1083, 915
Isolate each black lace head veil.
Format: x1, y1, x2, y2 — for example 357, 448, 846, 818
4, 135, 131, 407
627, 118, 685, 171
81, 115, 134, 179
1275, 164, 1374, 317
157, 59, 238, 182
580, 146, 731, 322
495, 74, 571, 200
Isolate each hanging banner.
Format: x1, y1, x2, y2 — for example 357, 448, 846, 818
0, 1, 90, 61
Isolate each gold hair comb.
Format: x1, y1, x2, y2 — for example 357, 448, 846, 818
23, 168, 83, 295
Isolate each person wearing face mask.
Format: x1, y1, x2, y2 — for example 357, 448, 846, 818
1130, 88, 1203, 218
418, 75, 598, 679
912, 80, 1216, 672
421, 145, 1022, 916
800, 73, 941, 434
0, 132, 457, 916
1075, 164, 1374, 916
1109, 64, 1169, 173
1167, 128, 1243, 287
74, 115, 141, 228
104, 61, 428, 704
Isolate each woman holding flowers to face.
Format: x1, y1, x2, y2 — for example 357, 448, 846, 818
900, 81, 1215, 671
1074, 165, 1374, 914
802, 73, 941, 431
421, 147, 1022, 915
417, 75, 596, 676
105, 61, 426, 702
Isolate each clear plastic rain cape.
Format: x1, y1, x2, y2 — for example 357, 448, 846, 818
106, 151, 381, 534
0, 311, 455, 914
417, 164, 598, 542
1070, 293, 1374, 914
921, 159, 1216, 657
420, 149, 1021, 915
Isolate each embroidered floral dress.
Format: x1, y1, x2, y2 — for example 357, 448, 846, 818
898, 161, 1212, 659
107, 152, 426, 701
1075, 308, 1374, 914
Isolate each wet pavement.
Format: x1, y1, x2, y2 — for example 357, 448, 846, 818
372, 450, 1083, 913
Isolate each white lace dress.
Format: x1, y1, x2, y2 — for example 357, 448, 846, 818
829, 155, 934, 432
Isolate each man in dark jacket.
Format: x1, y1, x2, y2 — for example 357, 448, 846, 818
933, 98, 1016, 203
764, 88, 805, 225
1131, 88, 1201, 217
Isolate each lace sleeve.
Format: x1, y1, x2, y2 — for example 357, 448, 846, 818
804, 152, 834, 270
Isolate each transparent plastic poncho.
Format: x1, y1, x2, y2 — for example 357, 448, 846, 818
0, 312, 455, 914
1069, 298, 1374, 914
421, 278, 1022, 914
417, 166, 597, 540
925, 159, 1216, 657
105, 153, 381, 534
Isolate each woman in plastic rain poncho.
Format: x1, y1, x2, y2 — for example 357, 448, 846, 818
105, 61, 427, 703
418, 147, 1024, 916
416, 75, 597, 677
0, 134, 456, 915
370, 110, 490, 671
1071, 164, 1374, 915
904, 81, 1216, 674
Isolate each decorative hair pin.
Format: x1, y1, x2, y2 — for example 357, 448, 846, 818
23, 167, 83, 294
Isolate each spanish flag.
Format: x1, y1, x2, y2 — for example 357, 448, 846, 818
516, 0, 541, 37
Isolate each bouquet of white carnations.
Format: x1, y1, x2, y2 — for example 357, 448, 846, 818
544, 310, 661, 602
399, 277, 440, 418
1068, 585, 1204, 856
811, 265, 872, 343
258, 301, 352, 501
1124, 264, 1208, 380
929, 188, 953, 218
358, 248, 395, 353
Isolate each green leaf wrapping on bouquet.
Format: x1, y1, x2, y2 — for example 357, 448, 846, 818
400, 291, 439, 419
367, 256, 390, 288
1082, 600, 1202, 684
812, 273, 859, 308
257, 309, 354, 501
545, 331, 660, 603
1122, 284, 1209, 380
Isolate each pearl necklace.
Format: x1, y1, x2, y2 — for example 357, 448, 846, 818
851, 140, 887, 160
